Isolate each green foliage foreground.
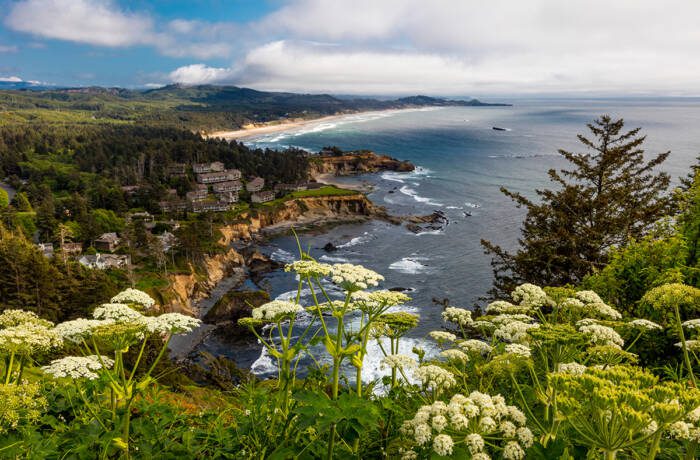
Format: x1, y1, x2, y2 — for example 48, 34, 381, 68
3, 251, 700, 459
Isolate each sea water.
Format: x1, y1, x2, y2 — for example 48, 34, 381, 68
201, 98, 700, 379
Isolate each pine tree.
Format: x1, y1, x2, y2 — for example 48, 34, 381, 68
482, 115, 671, 295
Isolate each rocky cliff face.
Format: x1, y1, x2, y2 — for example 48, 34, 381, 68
308, 151, 415, 177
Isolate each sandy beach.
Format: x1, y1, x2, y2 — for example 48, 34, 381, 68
206, 113, 353, 141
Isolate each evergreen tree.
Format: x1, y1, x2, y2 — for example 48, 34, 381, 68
482, 115, 671, 295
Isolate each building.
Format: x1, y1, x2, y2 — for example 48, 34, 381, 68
167, 163, 187, 176
121, 185, 141, 195
274, 182, 308, 193
128, 211, 154, 222
251, 191, 275, 203
37, 243, 54, 258
159, 200, 188, 212
186, 189, 208, 202
191, 201, 232, 213
212, 180, 243, 193
193, 161, 226, 174
79, 253, 131, 270
60, 242, 83, 256
196, 169, 241, 184
94, 233, 120, 252
216, 191, 239, 204
246, 177, 265, 192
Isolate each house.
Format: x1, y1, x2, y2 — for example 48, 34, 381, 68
157, 232, 177, 252
196, 169, 241, 184
186, 189, 208, 202
193, 162, 226, 174
274, 182, 308, 193
121, 185, 141, 195
159, 200, 188, 212
79, 253, 131, 270
246, 177, 265, 192
216, 191, 239, 203
94, 233, 120, 252
60, 242, 83, 256
251, 191, 276, 203
128, 211, 153, 222
212, 180, 243, 193
191, 201, 232, 213
37, 243, 54, 258
210, 161, 225, 172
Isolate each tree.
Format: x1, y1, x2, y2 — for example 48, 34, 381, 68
482, 115, 671, 295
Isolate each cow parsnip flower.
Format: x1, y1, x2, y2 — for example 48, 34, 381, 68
381, 353, 418, 370
458, 339, 493, 356
0, 309, 53, 328
284, 260, 332, 277
504, 343, 532, 358
578, 324, 624, 348
42, 355, 114, 380
575, 290, 604, 304
441, 307, 473, 326
0, 323, 62, 356
352, 290, 410, 312
440, 349, 469, 363
252, 300, 304, 322
93, 303, 145, 323
557, 362, 587, 375
413, 365, 456, 391
429, 331, 457, 343
628, 319, 663, 331
511, 283, 548, 309
329, 263, 383, 291
486, 300, 531, 315
54, 318, 113, 344
494, 320, 539, 344
676, 340, 700, 352
682, 319, 700, 330
144, 313, 201, 335
110, 288, 156, 310
432, 433, 454, 456
371, 312, 419, 338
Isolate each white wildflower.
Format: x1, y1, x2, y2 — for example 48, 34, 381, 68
414, 365, 456, 391
144, 313, 201, 335
589, 302, 622, 320
472, 454, 492, 460
465, 433, 485, 453
669, 421, 692, 440
110, 288, 156, 310
329, 263, 383, 291
458, 339, 492, 356
0, 323, 62, 355
284, 260, 332, 277
432, 434, 454, 456
485, 300, 529, 315
500, 420, 517, 437
432, 415, 448, 432
54, 318, 112, 344
352, 290, 410, 308
440, 349, 469, 363
442, 307, 473, 326
400, 450, 417, 460
676, 340, 700, 351
516, 427, 534, 447
414, 423, 432, 445
682, 319, 700, 330
504, 343, 532, 358
502, 441, 525, 460
642, 420, 658, 436
380, 354, 418, 370
429, 331, 457, 343
508, 406, 527, 426
490, 314, 536, 325
41, 355, 114, 380
478, 416, 497, 431
557, 362, 587, 375
576, 318, 599, 327
511, 283, 548, 308
494, 320, 539, 343
628, 319, 663, 331
93, 303, 145, 323
252, 300, 303, 322
575, 290, 604, 304
0, 309, 53, 328
578, 324, 624, 348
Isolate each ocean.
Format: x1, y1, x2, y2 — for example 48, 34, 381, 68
196, 97, 700, 380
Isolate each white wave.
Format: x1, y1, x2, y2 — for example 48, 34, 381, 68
270, 248, 296, 264
337, 232, 371, 248
383, 195, 397, 204
251, 345, 277, 375
464, 202, 481, 209
362, 336, 440, 392
275, 287, 311, 301
389, 257, 432, 274
411, 166, 432, 177
381, 172, 406, 183
413, 229, 445, 236
319, 255, 350, 263
399, 185, 443, 207
445, 205, 461, 210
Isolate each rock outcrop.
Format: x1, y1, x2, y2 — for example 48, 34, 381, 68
203, 290, 271, 324
308, 151, 415, 177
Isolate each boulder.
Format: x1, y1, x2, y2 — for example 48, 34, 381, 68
203, 289, 270, 324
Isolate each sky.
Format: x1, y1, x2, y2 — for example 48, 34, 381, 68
1, 0, 700, 96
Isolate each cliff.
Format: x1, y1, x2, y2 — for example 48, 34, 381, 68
308, 151, 414, 177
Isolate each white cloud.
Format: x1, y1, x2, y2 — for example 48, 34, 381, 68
169, 64, 231, 85
0, 76, 24, 82
4, 0, 233, 59
0, 45, 19, 53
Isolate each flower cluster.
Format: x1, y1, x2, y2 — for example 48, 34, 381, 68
504, 343, 532, 358
352, 290, 410, 311
54, 318, 112, 344
668, 406, 700, 442
381, 354, 418, 370
0, 382, 47, 434
41, 355, 115, 380
565, 290, 622, 320
578, 324, 624, 349
494, 320, 539, 344
428, 331, 457, 344
110, 288, 156, 310
458, 339, 493, 356
0, 323, 62, 356
440, 349, 469, 363
682, 319, 700, 331
400, 392, 531, 459
413, 365, 457, 392
144, 313, 202, 335
557, 361, 587, 375
284, 260, 332, 277
441, 307, 473, 326
93, 303, 145, 323
628, 319, 663, 331
251, 300, 303, 322
329, 263, 384, 291
511, 283, 548, 309
485, 300, 532, 315
0, 309, 53, 328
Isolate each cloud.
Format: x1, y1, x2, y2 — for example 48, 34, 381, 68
0, 76, 23, 82
0, 45, 19, 53
4, 0, 234, 59
169, 64, 231, 85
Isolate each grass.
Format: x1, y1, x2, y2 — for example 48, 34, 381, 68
289, 186, 358, 198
